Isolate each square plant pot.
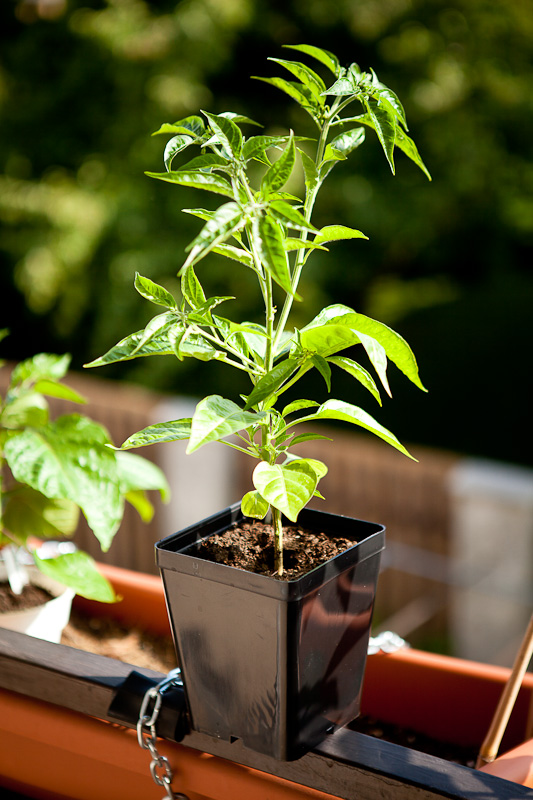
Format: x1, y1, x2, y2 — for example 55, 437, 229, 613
156, 503, 385, 760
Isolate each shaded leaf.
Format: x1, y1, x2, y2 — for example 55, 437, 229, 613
268, 199, 318, 233
253, 76, 320, 121
254, 215, 295, 297
244, 358, 299, 410
241, 490, 269, 520
261, 134, 296, 196
362, 97, 397, 173
3, 487, 79, 541
34, 550, 117, 602
268, 57, 326, 101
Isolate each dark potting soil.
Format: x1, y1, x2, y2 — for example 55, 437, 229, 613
0, 581, 54, 613
194, 520, 354, 580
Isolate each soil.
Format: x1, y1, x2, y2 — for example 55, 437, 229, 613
0, 581, 54, 613
194, 520, 354, 580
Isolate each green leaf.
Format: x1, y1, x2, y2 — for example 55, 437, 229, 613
3, 487, 79, 541
285, 238, 327, 253
314, 225, 368, 245
203, 111, 243, 157
211, 243, 254, 268
181, 208, 217, 222
187, 395, 267, 454
177, 153, 229, 172
268, 199, 318, 233
146, 171, 234, 198
253, 77, 320, 122
124, 489, 155, 523
298, 148, 319, 194
181, 264, 206, 309
311, 354, 331, 391
120, 419, 192, 450
241, 490, 269, 520
5, 415, 123, 551
394, 126, 432, 180
164, 134, 195, 171
324, 75, 357, 97
134, 272, 178, 310
370, 72, 408, 130
183, 201, 243, 269
84, 328, 175, 368
268, 57, 326, 101
261, 134, 296, 197
218, 111, 262, 127
11, 353, 71, 387
298, 323, 359, 357
252, 460, 317, 522
32, 380, 87, 404
308, 305, 426, 390
284, 44, 340, 77
363, 97, 397, 174
293, 399, 415, 459
282, 399, 319, 417
288, 432, 332, 446
325, 127, 366, 161
115, 450, 170, 501
1, 392, 49, 429
244, 358, 299, 410
243, 135, 291, 164
356, 330, 391, 397
327, 356, 382, 404
131, 312, 177, 356
33, 550, 117, 602
152, 115, 205, 137
254, 215, 295, 297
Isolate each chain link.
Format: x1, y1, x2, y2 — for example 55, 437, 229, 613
137, 668, 189, 800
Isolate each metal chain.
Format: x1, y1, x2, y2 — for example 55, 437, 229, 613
137, 667, 190, 800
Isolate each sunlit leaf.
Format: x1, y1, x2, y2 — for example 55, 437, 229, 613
5, 415, 123, 551
115, 450, 170, 501
314, 225, 368, 245
134, 272, 177, 309
268, 57, 326, 101
146, 170, 234, 198
187, 395, 267, 453
164, 134, 195, 171
268, 199, 318, 233
362, 97, 397, 173
11, 353, 71, 386
292, 399, 415, 459
203, 111, 243, 158
32, 380, 86, 404
253, 215, 296, 297
327, 356, 381, 404
252, 460, 317, 522
284, 44, 340, 77
261, 134, 296, 196
121, 419, 192, 450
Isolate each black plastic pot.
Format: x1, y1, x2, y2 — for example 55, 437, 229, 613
156, 503, 385, 760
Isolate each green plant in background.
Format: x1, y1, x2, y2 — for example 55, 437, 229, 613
0, 329, 169, 601
87, 45, 430, 576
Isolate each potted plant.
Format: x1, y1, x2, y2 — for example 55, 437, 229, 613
0, 330, 169, 641
86, 44, 430, 759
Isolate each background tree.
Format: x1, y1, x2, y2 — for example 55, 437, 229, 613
1, 0, 531, 464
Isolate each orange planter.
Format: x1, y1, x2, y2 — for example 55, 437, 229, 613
0, 563, 532, 799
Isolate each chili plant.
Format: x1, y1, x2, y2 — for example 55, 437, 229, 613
0, 333, 169, 600
86, 45, 430, 576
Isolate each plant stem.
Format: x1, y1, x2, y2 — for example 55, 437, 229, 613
272, 505, 284, 577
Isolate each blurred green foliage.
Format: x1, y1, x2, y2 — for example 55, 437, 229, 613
1, 0, 532, 464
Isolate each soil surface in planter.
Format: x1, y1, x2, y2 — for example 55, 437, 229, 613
0, 582, 54, 612
61, 610, 477, 767
194, 521, 354, 580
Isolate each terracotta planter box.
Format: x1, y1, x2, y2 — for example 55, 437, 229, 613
0, 563, 532, 799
